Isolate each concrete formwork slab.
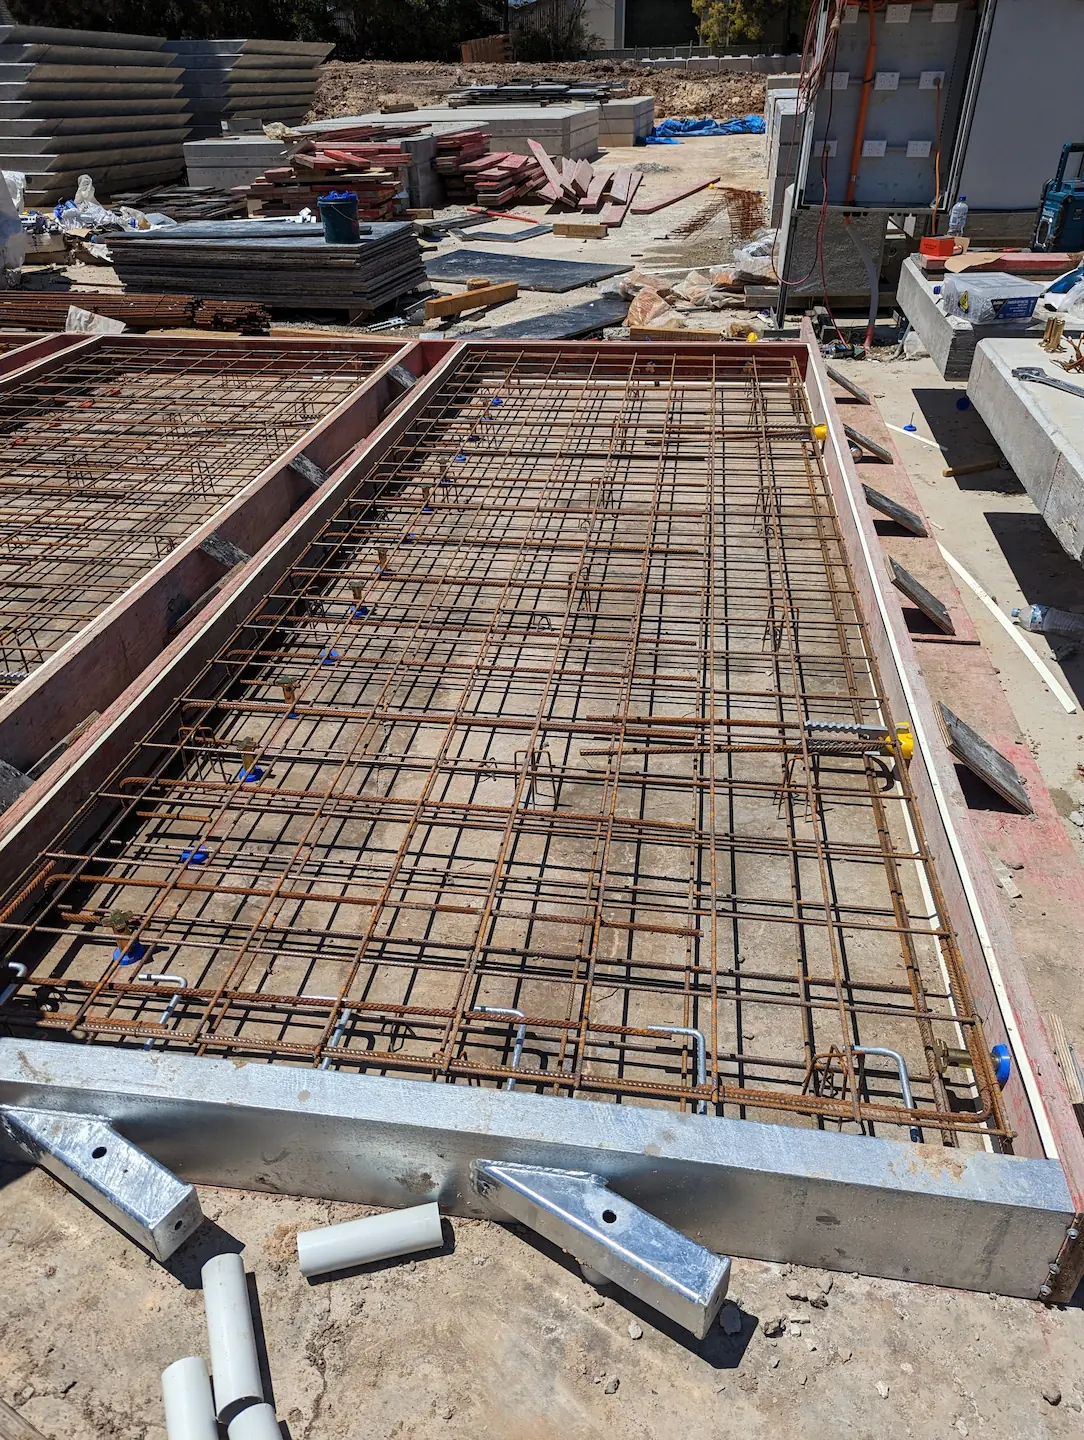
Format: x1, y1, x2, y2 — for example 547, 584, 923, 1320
0, 338, 1080, 1301
896, 257, 1049, 380
967, 338, 1084, 563
0, 335, 435, 780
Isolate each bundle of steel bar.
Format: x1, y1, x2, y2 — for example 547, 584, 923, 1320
108, 219, 428, 314
0, 292, 270, 333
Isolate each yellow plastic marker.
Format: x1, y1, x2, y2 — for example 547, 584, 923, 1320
892, 724, 915, 762
746, 331, 759, 343
812, 423, 828, 442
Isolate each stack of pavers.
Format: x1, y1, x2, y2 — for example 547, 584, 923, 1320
0, 23, 190, 208
108, 218, 428, 317
164, 38, 333, 141
237, 130, 418, 219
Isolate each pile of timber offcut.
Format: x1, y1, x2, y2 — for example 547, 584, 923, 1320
0, 291, 269, 333
436, 135, 645, 227
108, 218, 428, 315
235, 132, 416, 219
433, 130, 491, 202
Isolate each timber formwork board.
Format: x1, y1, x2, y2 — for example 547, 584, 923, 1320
0, 332, 425, 779
0, 339, 1081, 1300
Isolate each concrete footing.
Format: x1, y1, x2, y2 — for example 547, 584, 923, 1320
968, 338, 1084, 563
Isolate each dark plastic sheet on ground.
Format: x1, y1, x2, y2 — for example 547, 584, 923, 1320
426, 250, 632, 293
465, 294, 630, 340
644, 115, 765, 145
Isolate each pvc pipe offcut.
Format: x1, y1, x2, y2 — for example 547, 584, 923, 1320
161, 1356, 218, 1440
297, 1202, 443, 1278
202, 1253, 264, 1421
227, 1402, 282, 1439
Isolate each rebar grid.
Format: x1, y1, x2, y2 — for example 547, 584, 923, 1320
0, 338, 394, 685
0, 346, 1007, 1145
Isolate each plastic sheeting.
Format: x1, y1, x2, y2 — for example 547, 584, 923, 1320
644, 115, 766, 145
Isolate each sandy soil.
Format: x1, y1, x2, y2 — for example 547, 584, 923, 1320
1, 1161, 1080, 1440
310, 60, 767, 124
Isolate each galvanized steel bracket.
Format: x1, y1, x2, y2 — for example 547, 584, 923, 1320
0, 1105, 203, 1261
471, 1159, 731, 1338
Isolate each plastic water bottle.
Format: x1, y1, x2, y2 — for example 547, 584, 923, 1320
947, 195, 969, 236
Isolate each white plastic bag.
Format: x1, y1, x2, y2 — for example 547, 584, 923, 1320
2, 171, 25, 212
0, 168, 26, 272
65, 305, 126, 335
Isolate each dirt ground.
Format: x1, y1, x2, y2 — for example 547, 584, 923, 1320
310, 60, 767, 124
5, 115, 1084, 1440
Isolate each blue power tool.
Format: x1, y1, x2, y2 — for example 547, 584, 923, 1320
1033, 142, 1084, 251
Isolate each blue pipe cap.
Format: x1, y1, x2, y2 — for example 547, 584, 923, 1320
349, 604, 369, 619
321, 648, 340, 664
490, 397, 503, 406
181, 845, 208, 866
956, 395, 971, 411
991, 1043, 1011, 1087
237, 765, 264, 783
114, 939, 147, 966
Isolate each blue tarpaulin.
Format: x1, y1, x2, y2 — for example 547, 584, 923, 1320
643, 115, 765, 144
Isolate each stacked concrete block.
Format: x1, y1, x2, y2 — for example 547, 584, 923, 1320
597, 96, 654, 148
969, 337, 1084, 563
687, 57, 721, 74
183, 134, 289, 189
165, 39, 333, 141
0, 23, 190, 207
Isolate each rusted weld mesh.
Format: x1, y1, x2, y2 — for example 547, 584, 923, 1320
0, 337, 395, 689
0, 345, 1007, 1145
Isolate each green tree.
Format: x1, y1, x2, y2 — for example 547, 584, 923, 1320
692, 0, 810, 50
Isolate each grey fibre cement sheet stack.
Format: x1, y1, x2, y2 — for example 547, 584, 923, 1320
165, 38, 333, 140
108, 219, 429, 314
0, 23, 189, 207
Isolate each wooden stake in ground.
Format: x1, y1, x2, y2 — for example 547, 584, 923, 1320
424, 281, 518, 319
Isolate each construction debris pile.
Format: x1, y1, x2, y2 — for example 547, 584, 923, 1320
433, 137, 647, 227
108, 217, 428, 315
0, 24, 190, 209
447, 79, 628, 106
110, 182, 247, 221
164, 37, 333, 140
235, 127, 419, 219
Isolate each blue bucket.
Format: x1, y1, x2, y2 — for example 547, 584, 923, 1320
318, 191, 360, 244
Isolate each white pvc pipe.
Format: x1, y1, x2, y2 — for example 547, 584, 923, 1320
202, 1253, 264, 1420
297, 1202, 443, 1278
227, 1403, 282, 1439
161, 1357, 218, 1440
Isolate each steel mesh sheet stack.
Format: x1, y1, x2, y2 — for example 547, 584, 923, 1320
0, 24, 189, 208
164, 39, 333, 141
108, 218, 428, 315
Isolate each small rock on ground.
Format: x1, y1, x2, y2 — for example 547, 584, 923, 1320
628, 1322, 643, 1340
876, 1382, 891, 1399
1042, 1384, 1062, 1406
719, 1303, 742, 1336
604, 1377, 620, 1396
